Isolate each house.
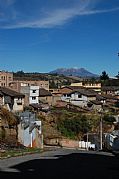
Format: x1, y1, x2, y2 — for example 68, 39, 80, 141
88, 100, 103, 111
18, 111, 43, 148
20, 86, 52, 106
39, 88, 52, 105
49, 86, 83, 106
0, 71, 13, 87
101, 86, 119, 96
52, 92, 62, 106
101, 94, 119, 106
70, 82, 101, 93
51, 86, 102, 107
30, 103, 50, 112
9, 80, 49, 92
0, 87, 25, 112
20, 85, 40, 105
61, 88, 97, 107
59, 86, 84, 94
83, 82, 101, 93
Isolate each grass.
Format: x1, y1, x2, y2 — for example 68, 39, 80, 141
0, 147, 42, 159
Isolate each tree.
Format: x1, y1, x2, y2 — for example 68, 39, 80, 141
100, 71, 109, 81
49, 80, 57, 89
14, 70, 24, 77
103, 115, 116, 124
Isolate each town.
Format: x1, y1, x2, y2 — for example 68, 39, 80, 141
0, 69, 119, 154
0, 1, 119, 178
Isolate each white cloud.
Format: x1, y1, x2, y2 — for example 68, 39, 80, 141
0, 0, 119, 29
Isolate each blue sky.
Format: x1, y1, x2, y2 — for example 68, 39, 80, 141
0, 0, 119, 77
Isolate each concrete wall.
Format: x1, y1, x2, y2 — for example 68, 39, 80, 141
30, 86, 39, 97
59, 139, 79, 148
18, 121, 42, 148
44, 138, 95, 150
29, 96, 39, 104
13, 97, 24, 112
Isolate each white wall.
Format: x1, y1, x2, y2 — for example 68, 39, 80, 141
13, 97, 24, 112
30, 86, 39, 97
29, 96, 39, 104
29, 86, 39, 104
61, 92, 88, 107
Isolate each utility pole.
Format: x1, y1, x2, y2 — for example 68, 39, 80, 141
98, 106, 103, 151
87, 132, 89, 150
100, 113, 103, 150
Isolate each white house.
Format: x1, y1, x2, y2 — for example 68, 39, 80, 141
20, 85, 40, 105
61, 89, 96, 107
29, 86, 39, 104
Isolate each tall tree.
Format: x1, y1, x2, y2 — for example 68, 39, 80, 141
100, 71, 109, 81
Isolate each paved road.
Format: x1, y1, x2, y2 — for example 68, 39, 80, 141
0, 148, 119, 178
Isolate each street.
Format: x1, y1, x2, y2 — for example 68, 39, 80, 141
0, 148, 119, 178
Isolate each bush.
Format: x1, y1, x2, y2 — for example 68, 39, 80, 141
103, 115, 116, 124
57, 115, 91, 139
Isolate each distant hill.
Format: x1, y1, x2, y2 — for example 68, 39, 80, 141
49, 68, 99, 77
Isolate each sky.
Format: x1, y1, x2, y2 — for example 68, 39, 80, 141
0, 0, 119, 77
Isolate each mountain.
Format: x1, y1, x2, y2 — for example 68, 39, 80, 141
49, 68, 98, 77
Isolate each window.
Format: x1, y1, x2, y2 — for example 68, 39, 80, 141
32, 90, 36, 93
78, 94, 82, 98
32, 97, 36, 100
17, 98, 22, 105
9, 76, 12, 81
67, 94, 71, 97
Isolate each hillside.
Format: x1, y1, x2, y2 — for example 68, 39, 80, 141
13, 71, 85, 88
39, 107, 115, 143
49, 68, 99, 77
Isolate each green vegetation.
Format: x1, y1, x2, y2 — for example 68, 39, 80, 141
49, 108, 99, 139
47, 107, 117, 140
0, 147, 41, 159
100, 71, 109, 81
103, 115, 116, 124
57, 115, 91, 139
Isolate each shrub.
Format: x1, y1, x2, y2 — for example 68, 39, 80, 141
57, 115, 91, 139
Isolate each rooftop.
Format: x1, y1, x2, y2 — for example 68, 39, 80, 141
0, 87, 25, 98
